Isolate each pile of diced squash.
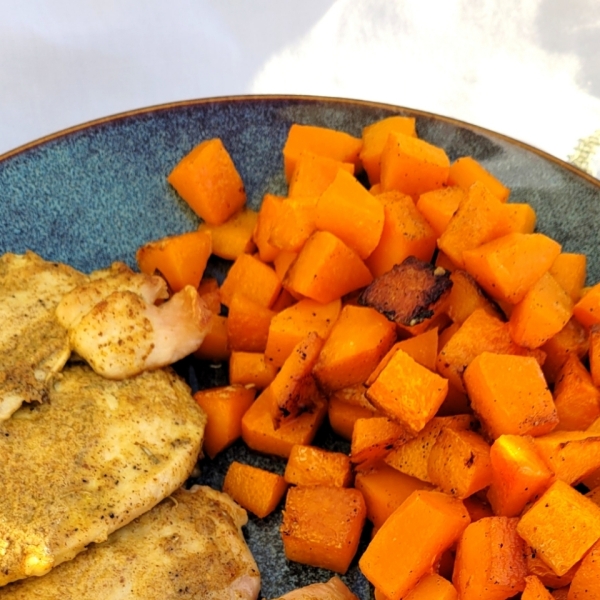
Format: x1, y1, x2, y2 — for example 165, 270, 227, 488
136, 116, 600, 600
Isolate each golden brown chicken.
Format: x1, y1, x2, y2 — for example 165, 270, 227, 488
0, 364, 206, 587
0, 486, 260, 600
0, 251, 86, 421
56, 262, 212, 379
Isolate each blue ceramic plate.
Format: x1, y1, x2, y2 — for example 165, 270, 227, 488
1, 95, 599, 599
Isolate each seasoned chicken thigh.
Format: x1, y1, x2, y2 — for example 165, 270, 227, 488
0, 364, 206, 587
56, 261, 212, 379
0, 251, 86, 421
55, 261, 168, 329
0, 486, 260, 600
68, 285, 211, 379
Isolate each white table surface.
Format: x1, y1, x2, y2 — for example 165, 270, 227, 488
2, 0, 599, 178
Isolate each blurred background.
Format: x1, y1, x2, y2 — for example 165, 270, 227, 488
2, 0, 599, 177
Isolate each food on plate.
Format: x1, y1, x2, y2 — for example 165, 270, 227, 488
280, 485, 366, 574
223, 461, 288, 518
55, 261, 168, 329
359, 490, 469, 599
66, 284, 210, 379
136, 229, 213, 293
4, 109, 600, 598
452, 516, 528, 600
273, 576, 358, 599
162, 117, 600, 599
358, 256, 452, 330
167, 137, 246, 226
0, 485, 260, 600
0, 364, 206, 586
0, 251, 86, 420
56, 261, 211, 379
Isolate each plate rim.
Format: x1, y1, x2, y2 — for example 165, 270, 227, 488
2, 93, 599, 190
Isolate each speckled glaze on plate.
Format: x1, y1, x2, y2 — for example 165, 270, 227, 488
1, 95, 599, 599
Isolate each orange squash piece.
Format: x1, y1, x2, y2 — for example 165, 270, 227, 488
549, 252, 587, 303
448, 156, 511, 202
541, 317, 589, 384
367, 347, 448, 433
359, 490, 470, 600
380, 131, 450, 198
588, 484, 600, 507
416, 186, 465, 238
193, 384, 256, 458
525, 549, 580, 590
462, 232, 562, 305
355, 461, 433, 530
574, 282, 600, 329
553, 355, 600, 431
452, 516, 527, 600
223, 461, 288, 518
394, 327, 439, 372
264, 297, 341, 368
427, 428, 493, 498
220, 253, 281, 308
269, 332, 325, 428
508, 271, 573, 349
486, 434, 553, 517
284, 577, 359, 600
366, 190, 437, 277
282, 123, 362, 182
273, 250, 298, 282
464, 352, 558, 439
283, 231, 373, 303
590, 324, 600, 388
516, 479, 600, 577
198, 208, 257, 260
288, 151, 354, 198
228, 351, 278, 389
384, 414, 475, 483
226, 293, 275, 352
315, 169, 385, 260
501, 203, 537, 234
437, 309, 545, 393
533, 429, 600, 485
241, 386, 327, 459
281, 485, 366, 574
445, 269, 502, 325
360, 115, 417, 185
269, 196, 317, 253
402, 573, 458, 600
284, 444, 352, 488
253, 193, 284, 262
437, 181, 509, 269
136, 229, 212, 292
327, 385, 380, 441
313, 304, 397, 392
520, 575, 555, 600
168, 138, 246, 225
194, 313, 230, 361
350, 417, 410, 468
463, 496, 494, 522
568, 539, 600, 600
197, 277, 221, 313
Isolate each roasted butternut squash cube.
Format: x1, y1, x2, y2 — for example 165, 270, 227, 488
517, 480, 600, 577
463, 352, 558, 439
380, 132, 450, 197
453, 517, 527, 600
281, 485, 366, 574
168, 138, 246, 225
